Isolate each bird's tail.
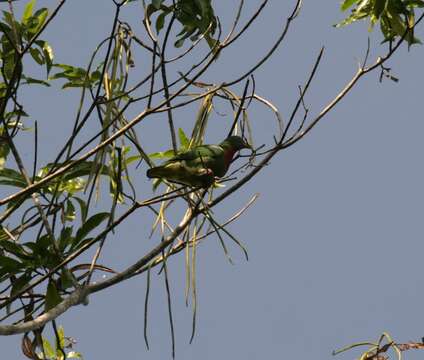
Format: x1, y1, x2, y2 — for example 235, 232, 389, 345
146, 166, 168, 179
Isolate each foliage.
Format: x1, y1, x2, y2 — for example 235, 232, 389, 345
146, 0, 218, 48
22, 326, 82, 360
336, 0, 424, 45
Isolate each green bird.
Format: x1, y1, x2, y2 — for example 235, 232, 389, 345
146, 136, 250, 187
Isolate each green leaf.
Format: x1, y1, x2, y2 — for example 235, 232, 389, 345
37, 161, 110, 195
156, 10, 168, 33
2, 10, 18, 30
174, 37, 187, 48
61, 161, 109, 180
73, 196, 88, 223
67, 351, 83, 359
0, 168, 27, 188
49, 63, 98, 88
37, 233, 51, 250
340, 0, 361, 11
0, 255, 23, 274
335, 10, 370, 27
384, 3, 419, 44
4, 108, 29, 121
0, 82, 7, 98
60, 269, 74, 289
373, 0, 388, 19
45, 281, 62, 311
10, 272, 32, 297
57, 326, 65, 350
22, 0, 36, 25
152, 0, 164, 9
58, 226, 73, 252
0, 239, 22, 255
22, 75, 50, 87
148, 149, 175, 160
125, 155, 142, 166
0, 239, 31, 260
64, 200, 76, 222
2, 52, 20, 80
75, 212, 110, 244
150, 176, 163, 191
42, 337, 56, 359
0, 227, 9, 241
0, 139, 9, 170
35, 40, 54, 75
178, 127, 189, 149
28, 8, 48, 37
49, 64, 86, 80
29, 47, 44, 64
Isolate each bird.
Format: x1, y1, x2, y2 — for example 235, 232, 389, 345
146, 135, 250, 188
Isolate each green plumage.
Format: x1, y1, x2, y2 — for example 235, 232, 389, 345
146, 136, 250, 187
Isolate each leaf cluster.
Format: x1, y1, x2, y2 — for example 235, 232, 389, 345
146, 0, 218, 48
336, 0, 424, 45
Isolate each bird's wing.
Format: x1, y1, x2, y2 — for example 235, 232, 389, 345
168, 145, 221, 163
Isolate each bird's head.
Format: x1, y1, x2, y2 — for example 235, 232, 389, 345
221, 135, 251, 151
